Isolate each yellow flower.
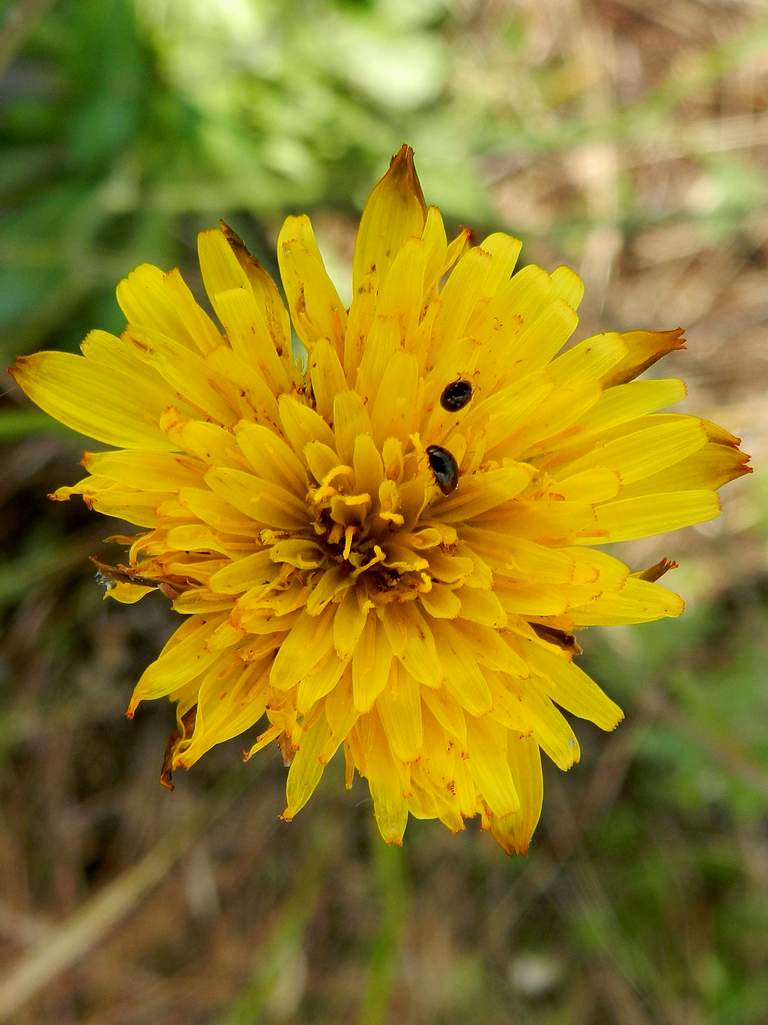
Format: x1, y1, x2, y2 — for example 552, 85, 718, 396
10, 147, 749, 852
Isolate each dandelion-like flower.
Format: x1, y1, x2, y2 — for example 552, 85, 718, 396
11, 148, 749, 852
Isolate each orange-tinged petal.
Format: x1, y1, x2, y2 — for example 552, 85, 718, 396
603, 328, 686, 386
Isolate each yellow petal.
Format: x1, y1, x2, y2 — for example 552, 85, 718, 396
433, 245, 509, 352
617, 441, 751, 497
178, 487, 255, 534
297, 651, 347, 713
421, 686, 466, 745
208, 551, 276, 595
270, 539, 325, 570
571, 378, 687, 439
219, 222, 294, 378
420, 206, 448, 295
128, 614, 228, 711
166, 523, 240, 556
491, 733, 543, 855
333, 390, 372, 465
375, 237, 427, 344
11, 352, 175, 451
180, 661, 268, 767
83, 450, 203, 491
172, 589, 238, 614
283, 713, 332, 818
204, 345, 281, 427
383, 603, 443, 687
116, 263, 221, 355
309, 338, 347, 423
520, 638, 623, 730
104, 581, 155, 604
279, 393, 336, 457
376, 663, 423, 762
503, 381, 603, 459
333, 588, 371, 660
352, 144, 426, 292
205, 467, 308, 529
234, 421, 306, 495
305, 565, 353, 615
430, 621, 493, 716
547, 332, 627, 388
352, 613, 393, 712
590, 490, 721, 543
484, 264, 555, 349
521, 676, 581, 770
277, 214, 347, 350
126, 326, 237, 425
556, 418, 707, 486
456, 622, 529, 677
197, 227, 250, 305
419, 583, 461, 620
160, 410, 242, 466
553, 467, 622, 503
210, 287, 291, 395
550, 265, 584, 309
569, 576, 684, 626
466, 716, 520, 818
457, 588, 507, 628
508, 299, 579, 375
343, 270, 377, 382
352, 433, 384, 499
324, 671, 359, 753
355, 315, 401, 407
494, 580, 572, 616
363, 714, 410, 845
270, 607, 335, 690
370, 351, 419, 446
435, 464, 535, 522
455, 371, 554, 457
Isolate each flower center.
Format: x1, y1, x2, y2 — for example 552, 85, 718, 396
299, 442, 446, 604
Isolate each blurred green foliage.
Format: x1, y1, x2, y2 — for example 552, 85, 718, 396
4, 0, 767, 369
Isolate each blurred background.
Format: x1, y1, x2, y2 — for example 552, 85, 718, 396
1, 0, 767, 1022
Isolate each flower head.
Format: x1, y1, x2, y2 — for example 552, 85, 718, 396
10, 147, 749, 852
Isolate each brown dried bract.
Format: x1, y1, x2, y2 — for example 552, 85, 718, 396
531, 623, 583, 656
635, 558, 679, 583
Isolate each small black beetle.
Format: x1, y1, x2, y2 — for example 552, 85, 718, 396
426, 445, 459, 495
440, 378, 473, 412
